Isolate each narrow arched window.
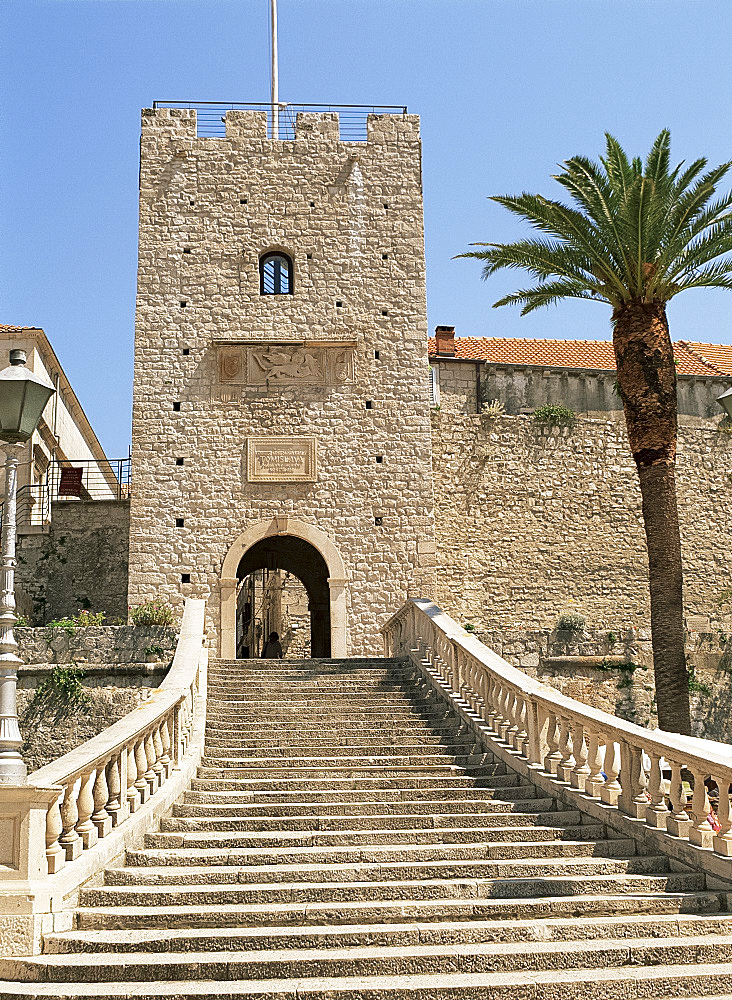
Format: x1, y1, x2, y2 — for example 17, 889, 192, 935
260, 252, 293, 295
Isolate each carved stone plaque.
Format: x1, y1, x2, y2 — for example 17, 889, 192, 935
219, 343, 355, 387
247, 437, 317, 483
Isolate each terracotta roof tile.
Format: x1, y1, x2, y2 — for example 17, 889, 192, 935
428, 336, 732, 378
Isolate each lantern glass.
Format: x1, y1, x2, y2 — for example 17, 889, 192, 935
717, 387, 732, 421
0, 359, 55, 443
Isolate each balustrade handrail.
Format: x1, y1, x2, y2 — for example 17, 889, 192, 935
30, 600, 204, 790
383, 598, 732, 861
22, 598, 206, 882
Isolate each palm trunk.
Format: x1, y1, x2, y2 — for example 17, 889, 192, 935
612, 300, 691, 735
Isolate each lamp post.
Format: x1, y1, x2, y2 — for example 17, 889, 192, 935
717, 386, 732, 421
0, 349, 55, 784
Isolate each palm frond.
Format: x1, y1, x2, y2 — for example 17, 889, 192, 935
493, 279, 609, 315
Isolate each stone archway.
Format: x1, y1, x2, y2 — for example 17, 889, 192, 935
219, 518, 347, 658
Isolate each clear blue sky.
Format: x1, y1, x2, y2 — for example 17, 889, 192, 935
2, 0, 731, 456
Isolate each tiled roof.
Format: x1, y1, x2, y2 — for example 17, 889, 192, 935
428, 336, 732, 377
0, 324, 41, 333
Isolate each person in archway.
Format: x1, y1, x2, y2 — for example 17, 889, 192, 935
261, 631, 283, 659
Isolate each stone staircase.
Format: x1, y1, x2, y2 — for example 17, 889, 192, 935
3, 656, 732, 998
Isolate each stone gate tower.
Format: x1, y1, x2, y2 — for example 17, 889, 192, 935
129, 106, 436, 655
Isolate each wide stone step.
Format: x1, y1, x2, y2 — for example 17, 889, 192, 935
199, 753, 498, 769
127, 838, 637, 869
174, 795, 560, 817
74, 889, 725, 931
192, 769, 518, 787
104, 854, 671, 886
45, 910, 732, 955
81, 870, 706, 907
204, 718, 464, 733
4, 967, 732, 999
167, 806, 582, 830
10, 935, 732, 984
150, 821, 608, 847
201, 739, 480, 754
185, 782, 539, 800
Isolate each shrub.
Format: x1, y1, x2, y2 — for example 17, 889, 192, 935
482, 399, 505, 417
555, 612, 586, 636
25, 664, 90, 722
129, 598, 176, 627
47, 610, 105, 634
144, 644, 166, 657
532, 403, 577, 426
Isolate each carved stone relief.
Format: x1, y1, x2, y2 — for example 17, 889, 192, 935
218, 343, 355, 388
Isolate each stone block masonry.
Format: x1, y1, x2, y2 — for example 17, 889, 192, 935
431, 410, 732, 634
15, 500, 129, 624
129, 108, 436, 655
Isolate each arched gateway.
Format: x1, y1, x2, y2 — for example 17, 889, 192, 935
219, 518, 347, 659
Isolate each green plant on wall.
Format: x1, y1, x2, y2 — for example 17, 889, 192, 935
532, 403, 577, 427
129, 598, 177, 627
47, 610, 106, 634
23, 664, 90, 725
555, 612, 586, 636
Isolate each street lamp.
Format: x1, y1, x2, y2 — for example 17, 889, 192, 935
0, 349, 55, 783
717, 386, 732, 421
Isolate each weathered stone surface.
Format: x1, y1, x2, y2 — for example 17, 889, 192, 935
432, 411, 732, 638
128, 110, 436, 656
15, 501, 129, 624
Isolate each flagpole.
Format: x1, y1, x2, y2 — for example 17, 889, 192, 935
270, 0, 279, 139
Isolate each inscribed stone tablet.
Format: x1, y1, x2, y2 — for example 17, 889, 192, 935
247, 438, 317, 483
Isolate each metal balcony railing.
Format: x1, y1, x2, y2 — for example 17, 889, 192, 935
0, 457, 131, 529
151, 101, 408, 140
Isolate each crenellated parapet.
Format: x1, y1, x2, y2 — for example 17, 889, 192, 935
140, 106, 420, 144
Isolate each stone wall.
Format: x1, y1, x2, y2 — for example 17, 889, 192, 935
470, 624, 732, 741
15, 623, 177, 666
432, 411, 732, 633
16, 500, 130, 624
129, 109, 436, 656
433, 359, 731, 420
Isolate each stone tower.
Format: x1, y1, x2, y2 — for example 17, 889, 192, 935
129, 106, 435, 656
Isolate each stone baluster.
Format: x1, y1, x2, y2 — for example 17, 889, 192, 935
484, 675, 497, 729
75, 769, 98, 850
59, 779, 82, 861
45, 792, 65, 874
160, 718, 172, 779
497, 686, 511, 741
544, 714, 562, 775
689, 768, 713, 849
666, 760, 691, 839
585, 730, 605, 798
600, 741, 621, 806
106, 754, 123, 827
514, 696, 529, 756
557, 718, 575, 783
490, 682, 506, 737
134, 738, 150, 803
623, 744, 649, 820
127, 743, 140, 813
144, 731, 157, 792
569, 722, 590, 791
505, 690, 521, 748
713, 779, 732, 856
152, 725, 165, 786
91, 762, 112, 838
645, 753, 669, 829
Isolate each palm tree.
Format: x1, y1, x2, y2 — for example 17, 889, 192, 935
460, 131, 732, 735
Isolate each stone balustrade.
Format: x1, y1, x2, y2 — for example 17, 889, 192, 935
383, 599, 732, 865
0, 598, 207, 956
